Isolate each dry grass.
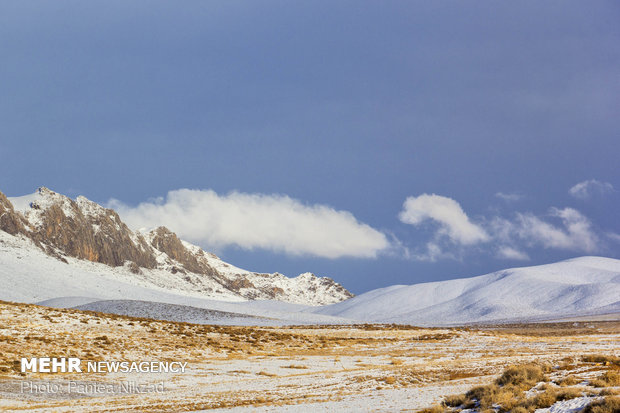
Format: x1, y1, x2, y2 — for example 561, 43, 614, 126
557, 375, 580, 386
440, 364, 600, 413
418, 405, 444, 413
582, 355, 620, 365
590, 371, 620, 387
0, 300, 618, 411
583, 396, 620, 413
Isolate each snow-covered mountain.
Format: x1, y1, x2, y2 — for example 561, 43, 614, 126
311, 257, 620, 325
2, 187, 619, 326
0, 187, 352, 306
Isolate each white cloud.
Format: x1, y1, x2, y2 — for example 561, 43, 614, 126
108, 189, 391, 259
495, 192, 523, 202
492, 208, 600, 253
497, 246, 530, 261
399, 193, 605, 261
398, 194, 489, 245
569, 179, 614, 200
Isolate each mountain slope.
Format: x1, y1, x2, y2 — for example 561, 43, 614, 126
1, 187, 352, 305
0, 230, 353, 325
311, 257, 620, 325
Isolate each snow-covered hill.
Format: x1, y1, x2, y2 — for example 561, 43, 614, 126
311, 257, 620, 325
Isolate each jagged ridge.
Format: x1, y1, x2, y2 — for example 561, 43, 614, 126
1, 187, 352, 305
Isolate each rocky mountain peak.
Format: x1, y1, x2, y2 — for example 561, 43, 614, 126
0, 187, 353, 305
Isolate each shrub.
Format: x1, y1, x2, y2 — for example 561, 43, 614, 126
383, 376, 396, 385
418, 405, 444, 413
582, 355, 620, 365
496, 365, 546, 388
590, 371, 620, 387
442, 394, 467, 407
558, 375, 580, 386
583, 396, 620, 413
525, 388, 558, 410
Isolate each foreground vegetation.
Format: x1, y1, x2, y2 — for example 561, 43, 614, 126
0, 300, 617, 411
424, 355, 620, 412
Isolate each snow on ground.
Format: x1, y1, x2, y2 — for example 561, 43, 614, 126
73, 300, 282, 326
312, 256, 620, 325
1, 302, 617, 412
535, 396, 600, 413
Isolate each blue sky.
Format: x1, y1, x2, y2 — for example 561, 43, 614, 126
1, 1, 619, 293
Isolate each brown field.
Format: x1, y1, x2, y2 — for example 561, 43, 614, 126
0, 300, 618, 412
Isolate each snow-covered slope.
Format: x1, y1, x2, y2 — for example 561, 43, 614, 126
311, 257, 620, 325
0, 230, 354, 325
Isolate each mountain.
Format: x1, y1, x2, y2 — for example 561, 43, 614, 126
0, 187, 352, 306
3, 187, 619, 327
310, 257, 620, 325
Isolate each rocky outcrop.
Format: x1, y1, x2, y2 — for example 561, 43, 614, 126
16, 188, 158, 269
0, 192, 27, 236
148, 226, 217, 276
0, 187, 354, 305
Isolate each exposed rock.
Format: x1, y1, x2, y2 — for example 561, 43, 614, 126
226, 278, 256, 292
0, 192, 27, 236
20, 188, 158, 269
148, 226, 217, 276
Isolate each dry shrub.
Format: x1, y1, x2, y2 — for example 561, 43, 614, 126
390, 357, 403, 366
283, 364, 308, 369
496, 364, 546, 388
442, 394, 467, 407
583, 396, 620, 413
382, 376, 396, 385
590, 371, 620, 387
582, 355, 620, 365
555, 387, 585, 400
599, 388, 620, 396
519, 387, 557, 411
558, 375, 580, 386
441, 364, 590, 413
418, 405, 444, 413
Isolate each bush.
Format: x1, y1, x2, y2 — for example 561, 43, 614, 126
418, 404, 445, 413
582, 355, 620, 365
590, 371, 620, 387
558, 375, 579, 386
496, 365, 546, 388
442, 394, 467, 407
583, 396, 620, 413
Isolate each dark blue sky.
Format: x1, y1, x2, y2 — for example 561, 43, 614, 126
1, 1, 619, 293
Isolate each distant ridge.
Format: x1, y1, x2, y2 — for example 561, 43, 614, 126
311, 256, 620, 325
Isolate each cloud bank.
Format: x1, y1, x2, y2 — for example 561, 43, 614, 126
399, 193, 604, 262
492, 208, 599, 253
569, 179, 614, 199
108, 189, 390, 259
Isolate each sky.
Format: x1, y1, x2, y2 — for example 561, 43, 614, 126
1, 1, 619, 294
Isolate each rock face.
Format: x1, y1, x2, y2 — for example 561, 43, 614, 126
0, 187, 353, 305
0, 192, 27, 236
